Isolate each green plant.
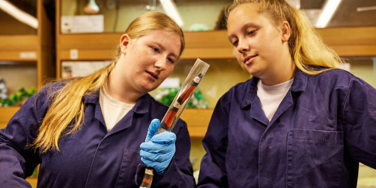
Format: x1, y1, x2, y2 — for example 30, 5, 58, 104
154, 87, 208, 109
0, 87, 36, 107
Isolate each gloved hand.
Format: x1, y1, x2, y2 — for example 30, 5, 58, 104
140, 119, 176, 174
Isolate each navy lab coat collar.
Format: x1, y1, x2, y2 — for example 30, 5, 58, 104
240, 68, 308, 109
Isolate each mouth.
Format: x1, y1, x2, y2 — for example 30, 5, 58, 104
244, 54, 258, 65
146, 70, 159, 80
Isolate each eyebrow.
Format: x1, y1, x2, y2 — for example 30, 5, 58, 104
228, 22, 260, 39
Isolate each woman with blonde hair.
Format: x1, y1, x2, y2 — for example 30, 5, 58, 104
198, 0, 376, 187
0, 11, 195, 187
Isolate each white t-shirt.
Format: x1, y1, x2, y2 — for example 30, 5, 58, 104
99, 87, 135, 131
257, 79, 294, 122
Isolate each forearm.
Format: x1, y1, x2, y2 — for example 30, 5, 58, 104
0, 136, 34, 188
152, 159, 196, 187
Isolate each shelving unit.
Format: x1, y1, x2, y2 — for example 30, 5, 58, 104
0, 0, 55, 89
0, 1, 54, 187
0, 0, 54, 126
0, 106, 213, 138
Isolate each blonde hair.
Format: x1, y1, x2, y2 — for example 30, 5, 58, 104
33, 11, 184, 153
227, 0, 343, 74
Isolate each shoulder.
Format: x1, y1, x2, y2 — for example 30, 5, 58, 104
32, 81, 67, 103
218, 78, 253, 105
303, 69, 376, 103
39, 81, 67, 95
222, 79, 250, 97
312, 68, 366, 88
145, 94, 169, 112
316, 68, 353, 79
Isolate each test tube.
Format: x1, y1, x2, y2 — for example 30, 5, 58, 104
139, 58, 209, 188
159, 58, 209, 132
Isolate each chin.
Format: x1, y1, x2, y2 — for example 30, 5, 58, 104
242, 67, 255, 75
144, 85, 159, 92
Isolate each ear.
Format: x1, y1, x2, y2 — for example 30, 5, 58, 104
119, 34, 131, 53
280, 21, 291, 43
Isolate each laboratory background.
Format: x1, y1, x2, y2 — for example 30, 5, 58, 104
0, 0, 376, 187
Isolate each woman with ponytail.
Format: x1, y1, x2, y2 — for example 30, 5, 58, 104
0, 11, 195, 187
198, 0, 376, 187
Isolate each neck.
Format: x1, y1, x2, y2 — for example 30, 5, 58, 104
105, 69, 143, 104
262, 63, 295, 86
261, 45, 295, 85
260, 64, 296, 85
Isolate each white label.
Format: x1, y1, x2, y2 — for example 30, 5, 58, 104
61, 15, 104, 33
61, 61, 111, 78
19, 52, 37, 59
70, 49, 78, 59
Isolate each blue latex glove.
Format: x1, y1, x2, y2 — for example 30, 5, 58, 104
140, 119, 176, 173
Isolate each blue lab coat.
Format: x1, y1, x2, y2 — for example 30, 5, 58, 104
198, 69, 376, 188
0, 82, 195, 188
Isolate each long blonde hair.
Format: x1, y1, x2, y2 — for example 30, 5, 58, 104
33, 11, 184, 153
226, 0, 343, 74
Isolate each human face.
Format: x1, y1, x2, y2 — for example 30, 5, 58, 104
227, 3, 291, 84
120, 30, 181, 94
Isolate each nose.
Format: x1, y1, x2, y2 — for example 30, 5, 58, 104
154, 58, 168, 71
236, 38, 249, 54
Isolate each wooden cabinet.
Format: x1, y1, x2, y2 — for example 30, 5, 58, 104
0, 0, 55, 90
0, 0, 54, 129
0, 1, 54, 186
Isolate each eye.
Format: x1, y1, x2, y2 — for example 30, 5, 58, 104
150, 45, 160, 53
231, 39, 238, 47
167, 57, 176, 64
247, 29, 257, 36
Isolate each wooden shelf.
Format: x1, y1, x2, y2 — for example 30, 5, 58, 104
181, 108, 213, 138
0, 106, 20, 129
0, 106, 212, 138
55, 27, 376, 80
0, 35, 38, 61
56, 27, 376, 62
56, 31, 233, 61
316, 27, 376, 57
26, 177, 38, 188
